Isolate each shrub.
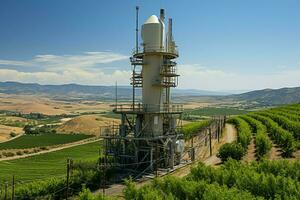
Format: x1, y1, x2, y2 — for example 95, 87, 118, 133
2, 151, 15, 157
10, 132, 17, 137
249, 113, 296, 157
217, 142, 244, 162
23, 150, 30, 154
227, 117, 252, 149
189, 160, 300, 199
240, 115, 271, 159
39, 146, 49, 150
16, 151, 24, 156
255, 132, 272, 159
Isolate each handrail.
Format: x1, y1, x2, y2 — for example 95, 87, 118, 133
113, 103, 183, 113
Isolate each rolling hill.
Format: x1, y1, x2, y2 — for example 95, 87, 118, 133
231, 87, 300, 106
0, 82, 300, 106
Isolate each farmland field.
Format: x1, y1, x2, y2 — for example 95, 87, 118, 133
0, 133, 92, 150
184, 107, 248, 118
0, 141, 101, 182
123, 159, 300, 199
221, 102, 300, 161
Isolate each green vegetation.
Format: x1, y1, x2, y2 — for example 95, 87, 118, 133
249, 113, 295, 157
121, 159, 300, 200
259, 111, 300, 140
227, 117, 252, 149
0, 159, 116, 200
220, 103, 300, 160
239, 115, 271, 159
23, 124, 57, 135
217, 142, 244, 162
217, 117, 251, 161
0, 133, 92, 150
182, 120, 212, 139
0, 141, 101, 181
184, 107, 248, 118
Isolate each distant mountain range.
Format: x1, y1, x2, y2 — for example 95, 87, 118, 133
0, 81, 228, 100
0, 81, 300, 106
230, 87, 300, 106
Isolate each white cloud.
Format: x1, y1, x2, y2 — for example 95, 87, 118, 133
0, 53, 299, 90
0, 60, 31, 66
0, 68, 131, 85
178, 64, 300, 90
0, 51, 130, 85
0, 51, 128, 71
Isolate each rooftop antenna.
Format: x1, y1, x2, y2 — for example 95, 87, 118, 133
133, 6, 139, 110
135, 6, 139, 53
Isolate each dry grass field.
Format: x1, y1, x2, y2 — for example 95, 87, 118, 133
0, 94, 111, 115
56, 115, 119, 135
0, 124, 23, 142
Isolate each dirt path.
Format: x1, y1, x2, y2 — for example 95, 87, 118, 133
203, 123, 237, 166
99, 123, 237, 198
268, 141, 282, 160
242, 138, 257, 163
0, 137, 101, 162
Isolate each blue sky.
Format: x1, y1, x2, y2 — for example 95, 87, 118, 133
0, 0, 299, 91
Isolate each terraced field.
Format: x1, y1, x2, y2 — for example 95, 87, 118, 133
0, 141, 101, 182
0, 133, 92, 150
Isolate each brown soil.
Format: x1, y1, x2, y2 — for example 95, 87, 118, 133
269, 141, 282, 160
242, 138, 257, 163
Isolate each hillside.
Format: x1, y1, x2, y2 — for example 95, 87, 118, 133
56, 115, 119, 135
0, 81, 228, 101
1, 82, 300, 107
231, 87, 300, 106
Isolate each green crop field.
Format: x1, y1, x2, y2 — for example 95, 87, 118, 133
184, 107, 248, 117
222, 102, 300, 161
0, 134, 92, 150
123, 159, 300, 200
0, 141, 101, 182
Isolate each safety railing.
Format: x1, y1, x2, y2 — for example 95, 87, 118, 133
113, 103, 183, 113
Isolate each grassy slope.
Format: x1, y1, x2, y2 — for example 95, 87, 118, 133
0, 134, 92, 149
0, 141, 100, 181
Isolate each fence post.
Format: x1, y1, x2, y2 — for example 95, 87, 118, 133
11, 175, 15, 200
66, 159, 70, 200
217, 118, 220, 143
4, 182, 7, 200
191, 137, 195, 161
209, 128, 212, 156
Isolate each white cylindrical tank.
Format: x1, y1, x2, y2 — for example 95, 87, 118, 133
141, 15, 165, 52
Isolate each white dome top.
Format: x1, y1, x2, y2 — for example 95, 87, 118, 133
144, 15, 159, 24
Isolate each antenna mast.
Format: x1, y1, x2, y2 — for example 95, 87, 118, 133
133, 6, 139, 110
